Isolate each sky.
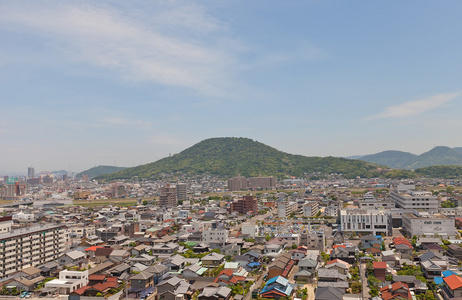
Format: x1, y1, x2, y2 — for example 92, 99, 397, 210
1, 0, 462, 173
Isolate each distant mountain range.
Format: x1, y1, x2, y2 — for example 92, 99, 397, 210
354, 146, 462, 169
95, 137, 382, 180
77, 165, 126, 179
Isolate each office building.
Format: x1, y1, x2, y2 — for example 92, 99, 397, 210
390, 184, 439, 210
159, 184, 177, 207
229, 195, 258, 215
340, 209, 392, 236
0, 216, 67, 279
402, 212, 456, 239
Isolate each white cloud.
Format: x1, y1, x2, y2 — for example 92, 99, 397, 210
0, 1, 238, 96
367, 92, 460, 120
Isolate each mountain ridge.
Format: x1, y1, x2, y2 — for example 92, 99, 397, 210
357, 146, 462, 169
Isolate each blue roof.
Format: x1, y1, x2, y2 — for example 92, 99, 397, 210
248, 262, 261, 267
434, 277, 444, 285
443, 270, 456, 278
374, 235, 383, 241
260, 276, 291, 295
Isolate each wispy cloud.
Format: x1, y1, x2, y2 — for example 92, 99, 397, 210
367, 92, 460, 120
0, 1, 239, 96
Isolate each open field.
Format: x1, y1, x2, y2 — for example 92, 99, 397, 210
73, 197, 154, 207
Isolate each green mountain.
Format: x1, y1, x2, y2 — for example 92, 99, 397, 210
407, 146, 462, 169
357, 146, 462, 169
359, 150, 417, 169
77, 165, 126, 179
415, 165, 462, 179
95, 137, 382, 180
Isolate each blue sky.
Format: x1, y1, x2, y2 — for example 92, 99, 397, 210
1, 0, 462, 173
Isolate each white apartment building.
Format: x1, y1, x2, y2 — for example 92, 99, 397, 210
340, 209, 391, 236
402, 212, 456, 239
202, 229, 228, 243
0, 216, 67, 279
303, 201, 319, 217
278, 201, 298, 218
390, 184, 439, 210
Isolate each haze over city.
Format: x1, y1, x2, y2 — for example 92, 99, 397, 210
1, 1, 462, 172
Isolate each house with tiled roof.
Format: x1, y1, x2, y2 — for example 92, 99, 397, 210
441, 274, 462, 300
380, 282, 412, 300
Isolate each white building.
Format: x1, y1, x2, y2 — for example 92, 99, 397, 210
278, 202, 298, 218
390, 184, 439, 210
241, 223, 257, 238
45, 269, 88, 294
202, 229, 228, 243
0, 216, 67, 279
402, 212, 456, 239
340, 209, 391, 236
12, 211, 34, 221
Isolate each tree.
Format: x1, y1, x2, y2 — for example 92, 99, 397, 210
96, 292, 103, 297
142, 200, 148, 206
292, 244, 298, 249
350, 281, 362, 294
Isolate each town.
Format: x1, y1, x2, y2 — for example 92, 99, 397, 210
0, 170, 462, 300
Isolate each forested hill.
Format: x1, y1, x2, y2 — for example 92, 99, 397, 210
95, 137, 382, 180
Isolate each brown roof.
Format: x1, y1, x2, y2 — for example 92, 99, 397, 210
95, 247, 113, 256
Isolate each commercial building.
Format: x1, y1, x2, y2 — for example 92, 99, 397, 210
390, 184, 439, 210
229, 195, 258, 215
340, 209, 392, 236
402, 212, 456, 239
202, 229, 228, 243
158, 184, 177, 208
0, 216, 68, 279
278, 202, 298, 219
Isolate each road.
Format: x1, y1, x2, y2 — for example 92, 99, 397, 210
360, 263, 370, 300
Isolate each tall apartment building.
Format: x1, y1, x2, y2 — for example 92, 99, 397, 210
229, 195, 258, 215
228, 176, 277, 191
0, 216, 67, 279
340, 209, 391, 236
390, 184, 439, 210
303, 201, 319, 217
278, 201, 298, 218
176, 183, 187, 201
159, 184, 177, 207
248, 176, 277, 189
27, 167, 35, 178
228, 176, 248, 191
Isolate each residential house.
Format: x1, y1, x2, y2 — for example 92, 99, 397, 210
259, 276, 293, 299
447, 244, 462, 260
314, 287, 344, 300
267, 252, 294, 280
441, 274, 462, 300
197, 286, 232, 300
380, 282, 412, 300
373, 261, 387, 281
59, 250, 86, 266
201, 253, 225, 268
95, 247, 113, 264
